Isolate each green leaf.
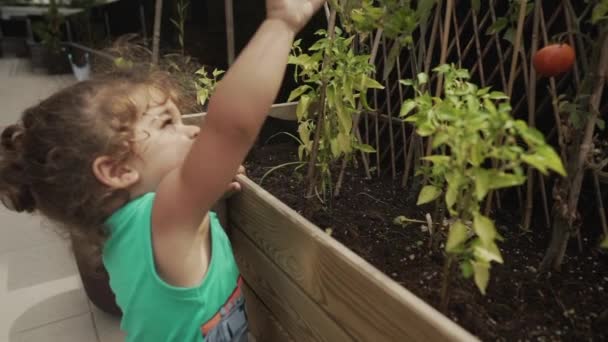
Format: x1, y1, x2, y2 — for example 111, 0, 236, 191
417, 185, 442, 205
471, 0, 481, 13
446, 221, 468, 253
355, 143, 376, 153
483, 98, 497, 116
417, 72, 429, 85
503, 27, 516, 45
473, 241, 504, 264
473, 169, 526, 201
460, 261, 474, 278
524, 145, 567, 176
416, 122, 436, 136
514, 120, 545, 146
422, 155, 450, 165
417, 0, 437, 22
473, 261, 490, 295
473, 213, 497, 245
486, 17, 508, 35
330, 138, 340, 158
337, 132, 352, 154
521, 154, 548, 174
445, 172, 463, 209
597, 119, 606, 130
592, 3, 608, 24
473, 169, 491, 201
400, 79, 414, 86
288, 85, 312, 102
296, 95, 313, 121
470, 142, 485, 166
400, 99, 417, 117
298, 121, 311, 146
488, 171, 526, 190
601, 236, 608, 249
212, 69, 225, 77
362, 75, 385, 89
334, 90, 352, 133
432, 131, 450, 149
433, 64, 451, 74
383, 42, 402, 80
489, 91, 509, 100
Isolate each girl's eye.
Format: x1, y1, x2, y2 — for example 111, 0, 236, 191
161, 118, 173, 128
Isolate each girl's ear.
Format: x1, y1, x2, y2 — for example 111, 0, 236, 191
92, 156, 140, 189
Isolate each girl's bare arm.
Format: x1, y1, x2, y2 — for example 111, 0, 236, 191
153, 1, 324, 233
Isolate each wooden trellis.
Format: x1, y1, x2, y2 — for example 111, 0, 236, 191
353, 0, 606, 242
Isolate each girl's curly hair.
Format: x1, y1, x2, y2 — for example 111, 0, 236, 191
0, 69, 182, 273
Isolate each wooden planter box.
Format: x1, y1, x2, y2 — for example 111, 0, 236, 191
227, 176, 478, 341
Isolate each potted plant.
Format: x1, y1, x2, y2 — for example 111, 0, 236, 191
30, 0, 71, 74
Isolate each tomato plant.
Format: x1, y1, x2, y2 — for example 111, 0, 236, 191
400, 65, 565, 303
194, 67, 224, 108
288, 28, 382, 203
338, 0, 436, 78
532, 43, 576, 77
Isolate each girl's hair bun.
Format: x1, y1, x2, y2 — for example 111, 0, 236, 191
0, 124, 36, 212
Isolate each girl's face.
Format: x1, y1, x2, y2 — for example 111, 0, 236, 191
130, 87, 199, 194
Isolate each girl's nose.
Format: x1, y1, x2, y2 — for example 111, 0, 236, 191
186, 125, 200, 139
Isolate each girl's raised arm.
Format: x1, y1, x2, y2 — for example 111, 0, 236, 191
153, 0, 325, 231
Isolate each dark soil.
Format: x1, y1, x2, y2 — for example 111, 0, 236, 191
244, 141, 608, 342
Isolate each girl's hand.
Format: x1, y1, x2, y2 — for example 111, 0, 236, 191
266, 0, 326, 34
222, 165, 246, 199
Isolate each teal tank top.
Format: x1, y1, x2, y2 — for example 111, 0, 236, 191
103, 193, 248, 341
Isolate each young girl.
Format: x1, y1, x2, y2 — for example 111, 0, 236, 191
0, 0, 324, 341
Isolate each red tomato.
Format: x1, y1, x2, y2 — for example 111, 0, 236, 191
533, 43, 576, 77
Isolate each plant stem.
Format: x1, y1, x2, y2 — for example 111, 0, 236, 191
306, 8, 338, 198
334, 29, 383, 197
541, 30, 608, 271
440, 256, 453, 313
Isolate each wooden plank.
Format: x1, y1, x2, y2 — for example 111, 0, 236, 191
242, 280, 293, 342
181, 102, 298, 125
232, 227, 352, 342
228, 176, 478, 342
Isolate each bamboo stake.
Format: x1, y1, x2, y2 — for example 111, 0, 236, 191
523, 0, 542, 232
485, 0, 529, 216
451, 4, 463, 69
471, 7, 487, 85
424, 0, 454, 159
396, 50, 408, 183
435, 0, 454, 96
424, 2, 443, 78
561, 1, 581, 88
489, 2, 509, 91
383, 37, 397, 179
151, 0, 163, 64
507, 0, 529, 102
563, 0, 590, 74
449, 14, 479, 67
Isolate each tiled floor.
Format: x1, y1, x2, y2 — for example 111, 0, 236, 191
0, 57, 124, 342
